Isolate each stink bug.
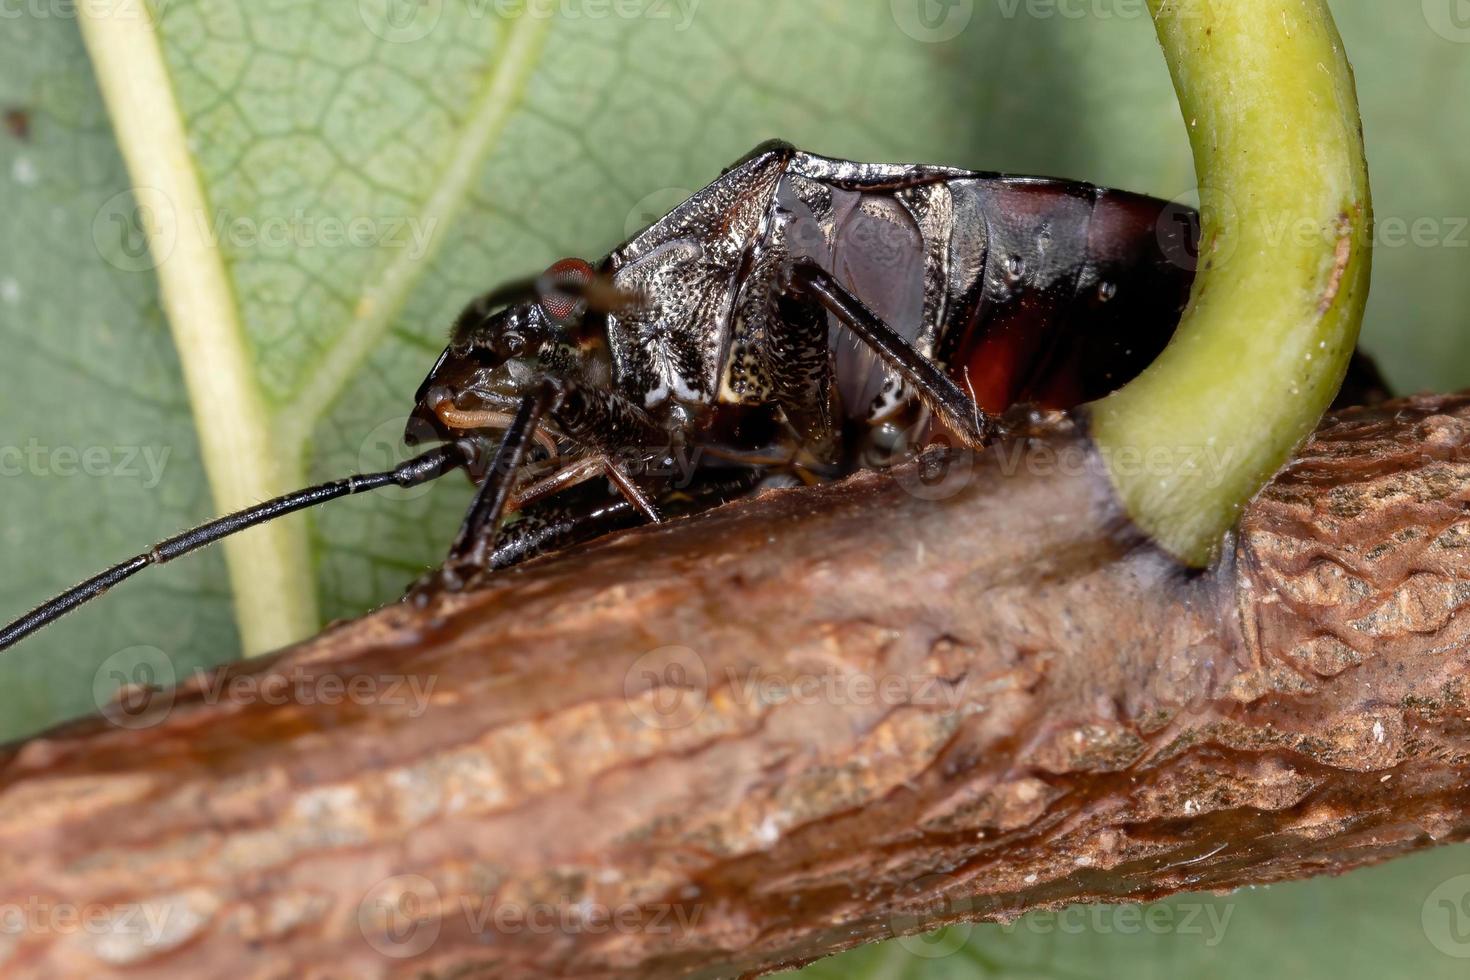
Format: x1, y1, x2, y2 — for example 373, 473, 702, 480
0, 140, 1199, 651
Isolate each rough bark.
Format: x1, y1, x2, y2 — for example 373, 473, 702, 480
2, 394, 1469, 979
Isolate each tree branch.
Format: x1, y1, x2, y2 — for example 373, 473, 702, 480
3, 394, 1469, 978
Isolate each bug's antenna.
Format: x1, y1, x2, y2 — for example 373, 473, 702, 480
0, 441, 473, 653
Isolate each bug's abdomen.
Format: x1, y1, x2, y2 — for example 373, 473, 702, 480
941, 180, 1197, 413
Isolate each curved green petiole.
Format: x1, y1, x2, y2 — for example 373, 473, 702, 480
1088, 0, 1373, 566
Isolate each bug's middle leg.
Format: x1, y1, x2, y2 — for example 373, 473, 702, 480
780, 258, 1000, 449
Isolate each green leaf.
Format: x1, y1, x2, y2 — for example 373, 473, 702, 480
790, 850, 1470, 980
0, 1, 1467, 977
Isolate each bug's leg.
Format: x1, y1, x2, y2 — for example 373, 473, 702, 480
603, 459, 663, 522
782, 258, 1000, 450
491, 468, 761, 570
550, 382, 670, 521
491, 491, 645, 570
510, 455, 609, 511
439, 379, 560, 587
512, 454, 663, 523
422, 379, 668, 595
497, 452, 665, 570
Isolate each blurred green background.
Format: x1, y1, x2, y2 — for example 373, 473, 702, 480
0, 0, 1467, 975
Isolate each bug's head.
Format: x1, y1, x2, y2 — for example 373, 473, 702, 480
406, 257, 616, 448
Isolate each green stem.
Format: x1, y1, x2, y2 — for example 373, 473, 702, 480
1088, 0, 1373, 565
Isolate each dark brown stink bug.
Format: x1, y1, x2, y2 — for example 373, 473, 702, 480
0, 140, 1201, 652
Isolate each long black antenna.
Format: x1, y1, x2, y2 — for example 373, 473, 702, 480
0, 442, 471, 653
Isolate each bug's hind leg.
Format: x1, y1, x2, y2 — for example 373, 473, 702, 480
781, 258, 1000, 450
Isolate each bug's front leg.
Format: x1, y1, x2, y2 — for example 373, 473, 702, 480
417, 378, 670, 596
436, 378, 561, 589
781, 258, 1001, 450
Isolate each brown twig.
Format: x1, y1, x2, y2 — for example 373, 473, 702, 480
2, 395, 1468, 978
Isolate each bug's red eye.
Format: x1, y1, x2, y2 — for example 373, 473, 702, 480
539, 257, 594, 323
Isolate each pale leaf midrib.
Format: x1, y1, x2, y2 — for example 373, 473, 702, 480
273, 14, 554, 455
77, 2, 316, 656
